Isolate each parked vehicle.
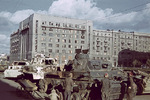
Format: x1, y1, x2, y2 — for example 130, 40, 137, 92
4, 61, 29, 78
16, 49, 131, 100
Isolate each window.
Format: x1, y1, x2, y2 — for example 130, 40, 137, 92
56, 44, 59, 47
75, 35, 78, 38
75, 24, 79, 28
49, 38, 52, 42
69, 35, 73, 38
56, 50, 59, 53
81, 35, 85, 39
62, 44, 66, 48
42, 21, 45, 25
49, 33, 53, 36
69, 50, 72, 53
63, 39, 66, 43
57, 39, 60, 42
41, 37, 46, 41
57, 34, 60, 37
69, 24, 73, 27
56, 23, 60, 27
62, 34, 67, 37
62, 50, 66, 53
75, 46, 78, 48
68, 45, 72, 48
75, 40, 78, 43
63, 23, 67, 27
42, 32, 46, 36
49, 28, 53, 31
49, 43, 52, 47
81, 41, 84, 44
69, 39, 71, 43
81, 25, 85, 29
42, 27, 46, 30
49, 49, 52, 53
41, 43, 46, 47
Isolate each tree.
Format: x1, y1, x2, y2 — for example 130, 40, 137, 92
132, 59, 142, 67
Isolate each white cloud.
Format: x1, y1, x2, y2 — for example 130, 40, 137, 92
48, 0, 150, 32
0, 12, 12, 18
0, 10, 34, 24
48, 0, 112, 19
0, 34, 10, 47
10, 10, 35, 24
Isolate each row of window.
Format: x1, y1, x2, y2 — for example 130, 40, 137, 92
94, 32, 134, 39
41, 38, 85, 44
93, 57, 111, 61
42, 27, 84, 34
41, 43, 84, 48
48, 49, 73, 53
41, 33, 85, 40
41, 21, 86, 29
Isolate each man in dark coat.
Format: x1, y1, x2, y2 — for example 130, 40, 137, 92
126, 72, 137, 100
101, 73, 111, 100
64, 73, 74, 100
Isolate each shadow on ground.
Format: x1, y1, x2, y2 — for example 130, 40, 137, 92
0, 79, 30, 100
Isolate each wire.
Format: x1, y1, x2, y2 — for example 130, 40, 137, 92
13, 0, 22, 12
94, 1, 150, 21
119, 1, 150, 13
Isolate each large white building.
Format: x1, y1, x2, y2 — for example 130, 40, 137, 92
10, 13, 150, 66
92, 30, 150, 66
10, 13, 93, 64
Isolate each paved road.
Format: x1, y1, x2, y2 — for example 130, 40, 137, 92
133, 79, 150, 100
0, 72, 150, 100
134, 94, 150, 100
0, 73, 30, 100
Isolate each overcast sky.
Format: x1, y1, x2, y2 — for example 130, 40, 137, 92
0, 0, 150, 54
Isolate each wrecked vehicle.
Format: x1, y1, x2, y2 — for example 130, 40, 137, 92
122, 68, 150, 95
22, 53, 59, 80
4, 61, 29, 78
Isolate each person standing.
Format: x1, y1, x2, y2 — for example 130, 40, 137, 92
49, 89, 60, 100
101, 73, 111, 100
126, 72, 137, 100
64, 73, 74, 100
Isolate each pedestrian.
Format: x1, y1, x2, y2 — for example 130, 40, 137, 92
126, 72, 137, 100
64, 73, 74, 100
49, 89, 60, 100
101, 73, 111, 100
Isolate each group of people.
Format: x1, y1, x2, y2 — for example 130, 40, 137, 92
101, 72, 137, 100
49, 72, 137, 100
49, 73, 73, 100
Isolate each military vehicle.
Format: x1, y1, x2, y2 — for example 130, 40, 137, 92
17, 49, 131, 100
118, 49, 150, 95
122, 67, 150, 95
22, 53, 59, 80
4, 61, 29, 78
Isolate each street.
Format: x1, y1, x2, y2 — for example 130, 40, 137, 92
0, 72, 150, 100
0, 73, 31, 100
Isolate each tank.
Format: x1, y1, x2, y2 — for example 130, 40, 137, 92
122, 68, 150, 95
17, 49, 131, 100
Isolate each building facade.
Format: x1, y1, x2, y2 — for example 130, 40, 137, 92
10, 13, 93, 64
10, 13, 150, 66
92, 30, 150, 66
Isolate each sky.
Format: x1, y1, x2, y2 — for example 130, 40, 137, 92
0, 0, 150, 54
